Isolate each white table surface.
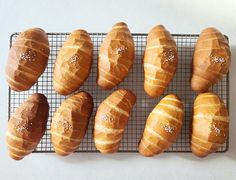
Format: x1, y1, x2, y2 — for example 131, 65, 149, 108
0, 0, 236, 179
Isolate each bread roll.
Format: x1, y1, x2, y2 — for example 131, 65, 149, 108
139, 94, 184, 157
51, 91, 93, 156
143, 25, 178, 98
53, 29, 93, 95
6, 28, 50, 91
94, 89, 136, 153
191, 27, 231, 93
97, 22, 135, 90
6, 93, 49, 160
191, 92, 229, 157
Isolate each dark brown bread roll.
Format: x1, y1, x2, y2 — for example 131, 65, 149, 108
6, 28, 50, 91
6, 93, 49, 160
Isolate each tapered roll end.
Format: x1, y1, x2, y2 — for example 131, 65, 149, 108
5, 67, 32, 92
138, 143, 155, 157
28, 27, 46, 33
94, 142, 120, 154
138, 140, 162, 157
200, 27, 220, 35
191, 145, 209, 158
53, 81, 72, 96
191, 75, 210, 93
6, 78, 31, 92
120, 89, 136, 106
28, 93, 47, 102
97, 78, 115, 90
9, 156, 24, 160
9, 153, 24, 160
71, 29, 89, 35
98, 149, 118, 154
112, 22, 128, 28
54, 149, 71, 156
144, 83, 165, 98
6, 136, 28, 161
150, 24, 166, 32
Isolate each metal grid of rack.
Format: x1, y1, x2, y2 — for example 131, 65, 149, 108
8, 32, 229, 153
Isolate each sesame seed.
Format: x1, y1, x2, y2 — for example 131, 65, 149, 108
15, 123, 29, 133
101, 114, 114, 123
57, 119, 72, 132
162, 50, 175, 64
69, 55, 79, 64
212, 123, 221, 136
163, 124, 174, 134
19, 50, 36, 62
15, 126, 25, 132
114, 47, 127, 55
101, 114, 108, 121
211, 55, 225, 63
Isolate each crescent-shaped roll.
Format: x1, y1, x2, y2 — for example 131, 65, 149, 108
94, 89, 136, 153
139, 94, 184, 157
191, 27, 231, 93
6, 28, 50, 91
51, 91, 93, 156
53, 29, 93, 95
143, 25, 178, 98
191, 92, 229, 157
6, 93, 49, 160
97, 22, 135, 90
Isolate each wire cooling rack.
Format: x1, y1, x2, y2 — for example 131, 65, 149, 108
8, 32, 229, 153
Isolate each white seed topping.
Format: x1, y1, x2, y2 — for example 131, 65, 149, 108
163, 124, 174, 134
101, 114, 114, 123
15, 126, 27, 132
101, 114, 109, 121
15, 122, 32, 133
55, 119, 72, 132
114, 47, 127, 55
211, 55, 225, 63
19, 50, 36, 62
212, 123, 221, 135
62, 121, 72, 131
69, 55, 80, 64
162, 50, 175, 64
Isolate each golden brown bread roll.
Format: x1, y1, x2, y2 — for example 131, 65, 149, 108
191, 92, 229, 157
6, 93, 49, 160
94, 89, 136, 153
139, 94, 184, 157
143, 25, 178, 98
53, 29, 93, 95
191, 27, 231, 93
6, 28, 50, 91
97, 22, 135, 90
51, 91, 93, 156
